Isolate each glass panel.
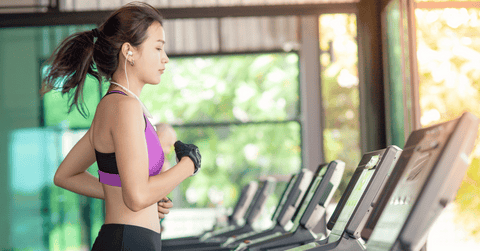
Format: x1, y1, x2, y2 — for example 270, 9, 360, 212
140, 53, 300, 125
8, 128, 100, 250
169, 122, 302, 209
162, 122, 300, 238
416, 7, 480, 249
9, 128, 57, 250
42, 70, 101, 129
319, 14, 361, 201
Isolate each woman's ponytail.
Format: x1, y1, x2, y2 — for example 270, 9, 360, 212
40, 29, 101, 118
40, 2, 164, 119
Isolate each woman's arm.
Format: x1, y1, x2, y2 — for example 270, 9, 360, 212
112, 98, 194, 212
53, 129, 104, 200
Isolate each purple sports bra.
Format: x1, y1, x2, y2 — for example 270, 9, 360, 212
95, 90, 164, 187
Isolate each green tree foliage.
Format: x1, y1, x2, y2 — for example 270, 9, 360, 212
140, 53, 301, 208
141, 54, 299, 124
416, 8, 480, 238
320, 14, 361, 200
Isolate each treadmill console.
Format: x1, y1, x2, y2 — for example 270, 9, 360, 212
326, 152, 382, 242
271, 174, 299, 222
229, 181, 259, 224
301, 160, 345, 231
365, 112, 479, 251
277, 169, 314, 227
245, 177, 277, 225
286, 161, 339, 231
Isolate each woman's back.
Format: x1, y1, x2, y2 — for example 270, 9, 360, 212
90, 89, 162, 233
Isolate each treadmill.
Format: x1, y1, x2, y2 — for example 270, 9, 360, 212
233, 159, 347, 251
363, 112, 479, 251
164, 168, 315, 250
226, 181, 261, 228
292, 112, 479, 251
223, 167, 317, 247
285, 145, 402, 251
163, 178, 277, 248
162, 181, 259, 246
212, 181, 260, 231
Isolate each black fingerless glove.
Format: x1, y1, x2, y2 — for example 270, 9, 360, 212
174, 140, 201, 176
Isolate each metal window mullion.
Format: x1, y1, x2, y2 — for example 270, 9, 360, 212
399, 0, 410, 144
408, 0, 421, 130
379, 8, 392, 147
358, 0, 387, 152
299, 15, 324, 172
67, 119, 301, 131
39, 58, 46, 127
217, 17, 223, 53
148, 119, 302, 129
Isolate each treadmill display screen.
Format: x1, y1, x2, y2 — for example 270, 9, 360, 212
327, 155, 380, 230
366, 138, 439, 250
328, 166, 376, 242
272, 174, 298, 221
289, 166, 328, 231
244, 181, 266, 219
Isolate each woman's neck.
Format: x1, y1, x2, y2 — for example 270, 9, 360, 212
109, 80, 143, 98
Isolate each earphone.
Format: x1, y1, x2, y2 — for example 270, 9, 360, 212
124, 51, 133, 90
109, 48, 153, 119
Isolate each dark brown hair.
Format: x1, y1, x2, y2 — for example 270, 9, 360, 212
40, 1, 163, 118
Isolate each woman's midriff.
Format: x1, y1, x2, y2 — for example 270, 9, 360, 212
102, 184, 161, 234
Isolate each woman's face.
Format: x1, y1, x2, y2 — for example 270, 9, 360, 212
134, 21, 169, 85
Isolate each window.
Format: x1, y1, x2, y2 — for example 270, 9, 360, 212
415, 7, 480, 249
320, 14, 361, 201
140, 53, 302, 210
41, 52, 302, 238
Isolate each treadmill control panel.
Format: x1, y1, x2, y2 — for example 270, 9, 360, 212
328, 159, 377, 243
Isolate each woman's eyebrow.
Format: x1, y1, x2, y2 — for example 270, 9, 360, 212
157, 39, 165, 44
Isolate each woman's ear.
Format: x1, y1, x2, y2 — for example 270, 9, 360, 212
121, 42, 134, 59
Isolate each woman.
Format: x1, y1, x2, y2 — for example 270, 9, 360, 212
41, 2, 201, 250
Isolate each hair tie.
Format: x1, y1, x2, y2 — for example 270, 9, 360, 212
91, 28, 101, 38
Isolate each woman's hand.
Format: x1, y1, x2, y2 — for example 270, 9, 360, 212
174, 140, 202, 175
157, 197, 173, 219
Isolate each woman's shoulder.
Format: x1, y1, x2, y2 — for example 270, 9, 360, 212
94, 94, 144, 129
98, 93, 142, 116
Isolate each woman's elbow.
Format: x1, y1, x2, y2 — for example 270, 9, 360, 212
53, 174, 64, 187
123, 192, 144, 212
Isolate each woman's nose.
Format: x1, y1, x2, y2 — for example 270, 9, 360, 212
163, 51, 169, 64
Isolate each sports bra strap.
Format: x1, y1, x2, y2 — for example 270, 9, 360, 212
104, 90, 127, 96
